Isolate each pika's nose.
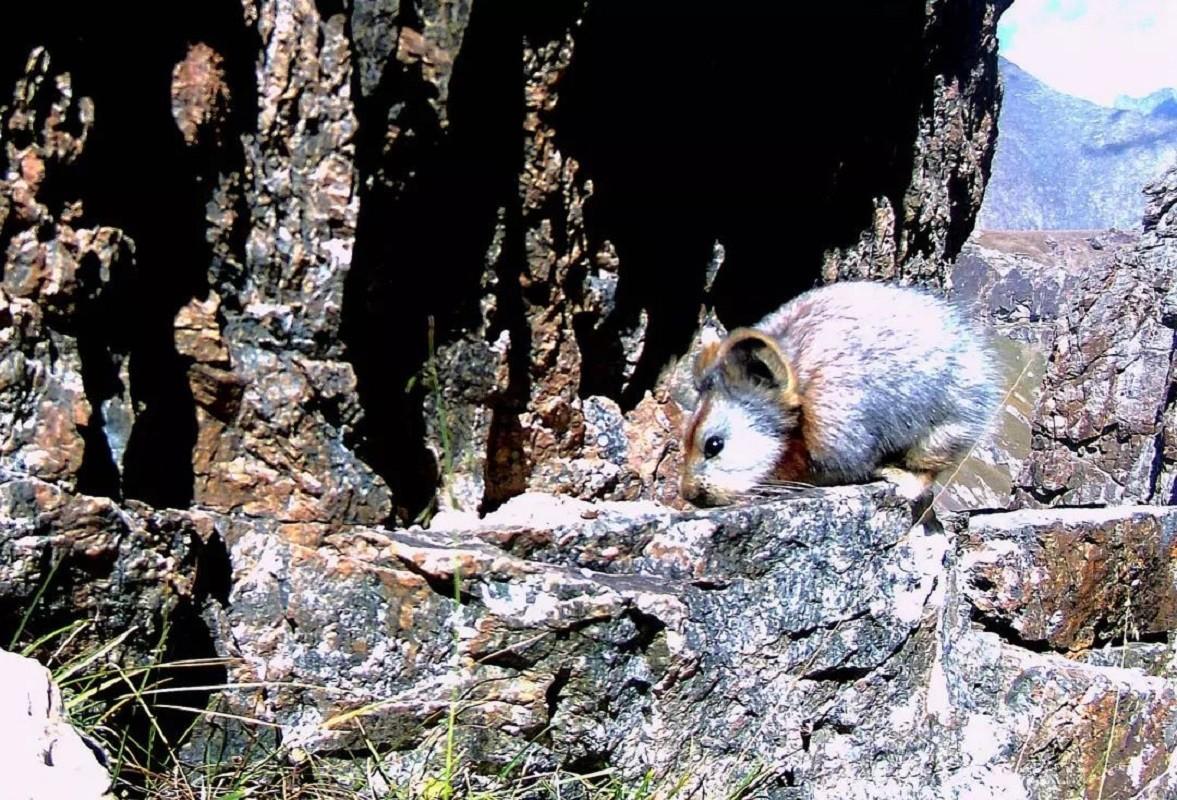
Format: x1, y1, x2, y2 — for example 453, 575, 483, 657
679, 475, 703, 505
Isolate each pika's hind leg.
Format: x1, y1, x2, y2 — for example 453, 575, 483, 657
886, 420, 978, 500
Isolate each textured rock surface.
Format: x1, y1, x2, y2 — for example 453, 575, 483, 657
823, 0, 1011, 285
191, 0, 393, 525
962, 506, 1177, 651
952, 229, 1137, 351
0, 647, 112, 800
8, 475, 1177, 797
199, 493, 1177, 797
935, 230, 1137, 512
1013, 166, 1177, 507
0, 49, 130, 494
0, 472, 218, 671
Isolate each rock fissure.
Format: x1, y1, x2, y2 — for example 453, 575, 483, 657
970, 607, 1073, 655
786, 609, 873, 643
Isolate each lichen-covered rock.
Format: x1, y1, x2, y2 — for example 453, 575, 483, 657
0, 647, 112, 800
0, 473, 213, 659
962, 505, 1177, 651
189, 0, 393, 525
955, 506, 1177, 800
1012, 166, 1177, 507
166, 489, 1177, 797
196, 485, 930, 785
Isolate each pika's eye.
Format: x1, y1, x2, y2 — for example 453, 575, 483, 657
703, 435, 724, 459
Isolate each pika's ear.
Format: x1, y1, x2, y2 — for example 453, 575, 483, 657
692, 327, 724, 381
719, 329, 795, 394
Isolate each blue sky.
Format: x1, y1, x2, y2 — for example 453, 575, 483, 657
998, 0, 1177, 105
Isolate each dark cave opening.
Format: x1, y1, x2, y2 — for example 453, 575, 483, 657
343, 1, 533, 522
554, 1, 929, 407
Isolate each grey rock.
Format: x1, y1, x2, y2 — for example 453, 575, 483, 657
197, 485, 931, 789
1144, 165, 1177, 235
0, 647, 112, 800
350, 0, 402, 98
962, 505, 1177, 650
951, 230, 1136, 351
1012, 165, 1177, 507
0, 473, 209, 663
0, 49, 132, 493
188, 1, 393, 524
935, 230, 1141, 513
166, 490, 1177, 798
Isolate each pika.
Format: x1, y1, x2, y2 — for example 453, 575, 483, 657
680, 281, 1001, 506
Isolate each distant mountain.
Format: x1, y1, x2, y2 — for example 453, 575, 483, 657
977, 58, 1177, 230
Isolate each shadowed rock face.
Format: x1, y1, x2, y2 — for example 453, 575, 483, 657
0, 0, 1010, 523
13, 0, 1177, 797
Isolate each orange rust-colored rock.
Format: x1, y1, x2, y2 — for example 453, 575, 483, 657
170, 42, 231, 147
623, 391, 688, 508
963, 506, 1177, 650
174, 293, 231, 365
0, 50, 129, 491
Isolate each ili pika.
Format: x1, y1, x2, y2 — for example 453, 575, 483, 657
680, 281, 1001, 506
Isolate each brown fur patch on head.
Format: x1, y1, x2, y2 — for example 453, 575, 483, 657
714, 328, 800, 407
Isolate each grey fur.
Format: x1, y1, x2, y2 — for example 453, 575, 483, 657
686, 281, 1002, 495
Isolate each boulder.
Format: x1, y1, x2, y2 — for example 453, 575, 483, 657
2, 482, 1164, 798
0, 647, 111, 800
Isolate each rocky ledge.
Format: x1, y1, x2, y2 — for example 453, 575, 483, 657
5, 473, 1177, 798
